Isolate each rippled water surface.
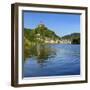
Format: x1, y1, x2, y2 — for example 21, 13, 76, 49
23, 44, 80, 77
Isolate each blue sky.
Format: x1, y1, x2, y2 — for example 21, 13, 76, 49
23, 11, 80, 36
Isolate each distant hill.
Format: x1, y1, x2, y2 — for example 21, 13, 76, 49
61, 33, 80, 44
62, 33, 80, 39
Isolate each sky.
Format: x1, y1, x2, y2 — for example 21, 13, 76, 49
23, 11, 80, 36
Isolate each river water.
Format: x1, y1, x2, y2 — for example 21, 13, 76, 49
23, 44, 80, 77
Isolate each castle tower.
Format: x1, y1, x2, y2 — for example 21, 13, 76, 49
38, 21, 45, 27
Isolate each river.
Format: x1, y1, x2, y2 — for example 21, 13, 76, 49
23, 44, 80, 77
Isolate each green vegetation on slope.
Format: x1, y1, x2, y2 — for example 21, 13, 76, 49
24, 24, 61, 46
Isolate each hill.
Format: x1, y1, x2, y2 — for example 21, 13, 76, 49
24, 24, 80, 49
61, 33, 80, 44
24, 24, 61, 44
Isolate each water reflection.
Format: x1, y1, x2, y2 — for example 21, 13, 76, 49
24, 44, 80, 77
24, 44, 56, 64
